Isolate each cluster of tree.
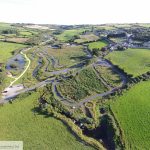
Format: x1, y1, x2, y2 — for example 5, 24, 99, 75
132, 31, 150, 42
68, 35, 80, 42
38, 84, 70, 115
0, 29, 18, 35
116, 45, 127, 51
92, 48, 100, 56
52, 30, 62, 35
107, 32, 126, 38
25, 31, 49, 45
128, 71, 150, 84
26, 35, 43, 45
38, 83, 94, 126
126, 27, 150, 42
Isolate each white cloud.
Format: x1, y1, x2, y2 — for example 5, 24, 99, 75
0, 0, 149, 24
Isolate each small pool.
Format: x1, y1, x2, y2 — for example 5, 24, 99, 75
6, 54, 26, 71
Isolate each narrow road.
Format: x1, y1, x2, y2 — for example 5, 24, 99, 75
0, 77, 55, 103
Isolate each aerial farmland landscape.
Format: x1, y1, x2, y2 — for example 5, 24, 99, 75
0, 0, 149, 150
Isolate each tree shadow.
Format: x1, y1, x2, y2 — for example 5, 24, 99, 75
30, 106, 93, 148
70, 56, 89, 62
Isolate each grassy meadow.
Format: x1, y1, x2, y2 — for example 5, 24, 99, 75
74, 34, 99, 44
0, 92, 94, 150
46, 45, 87, 68
110, 80, 150, 149
0, 41, 26, 63
88, 41, 107, 50
19, 31, 33, 37
56, 29, 85, 42
57, 66, 107, 101
106, 48, 150, 77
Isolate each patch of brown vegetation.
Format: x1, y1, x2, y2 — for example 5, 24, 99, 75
7, 38, 29, 43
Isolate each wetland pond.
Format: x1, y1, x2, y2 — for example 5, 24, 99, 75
6, 54, 26, 71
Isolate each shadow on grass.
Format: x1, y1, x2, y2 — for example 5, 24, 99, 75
31, 106, 93, 148
70, 56, 89, 62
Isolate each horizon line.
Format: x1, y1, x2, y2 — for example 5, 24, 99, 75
0, 21, 150, 26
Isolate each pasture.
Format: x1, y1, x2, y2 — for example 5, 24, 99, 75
106, 48, 150, 77
56, 29, 85, 42
110, 80, 150, 149
74, 34, 99, 44
88, 41, 107, 50
19, 31, 33, 37
0, 42, 26, 63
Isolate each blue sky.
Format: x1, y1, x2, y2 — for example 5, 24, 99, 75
0, 0, 149, 24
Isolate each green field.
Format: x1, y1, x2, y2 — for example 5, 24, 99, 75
46, 45, 87, 68
0, 92, 94, 150
56, 29, 85, 42
106, 48, 150, 77
0, 22, 13, 30
88, 41, 107, 50
110, 80, 150, 149
18, 29, 39, 37
0, 42, 26, 63
19, 31, 33, 37
57, 66, 107, 101
74, 34, 99, 44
